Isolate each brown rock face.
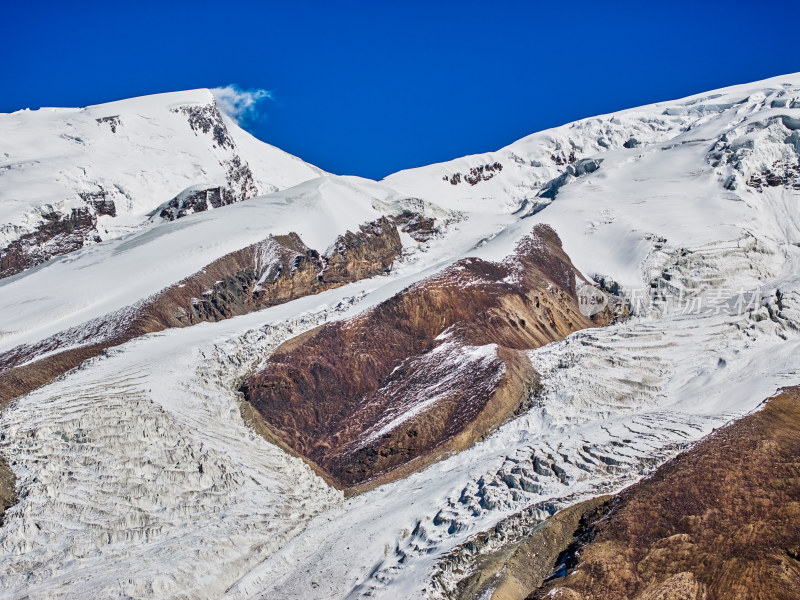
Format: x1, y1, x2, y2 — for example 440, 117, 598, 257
392, 210, 438, 242
0, 208, 97, 279
79, 190, 117, 217
529, 386, 800, 600
0, 217, 405, 407
149, 217, 400, 328
240, 224, 604, 490
442, 496, 612, 600
0, 453, 16, 527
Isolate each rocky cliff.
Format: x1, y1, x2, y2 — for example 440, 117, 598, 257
0, 91, 321, 280
0, 208, 97, 279
440, 386, 800, 600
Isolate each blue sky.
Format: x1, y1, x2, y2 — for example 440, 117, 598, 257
2, 0, 797, 179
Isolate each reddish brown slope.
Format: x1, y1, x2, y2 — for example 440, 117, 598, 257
529, 386, 800, 600
0, 216, 409, 406
241, 224, 608, 490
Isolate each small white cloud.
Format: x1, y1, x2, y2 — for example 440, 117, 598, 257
210, 84, 273, 125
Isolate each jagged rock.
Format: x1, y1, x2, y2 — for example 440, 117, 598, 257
443, 162, 503, 186
0, 208, 96, 279
173, 103, 235, 150
95, 115, 121, 133
79, 190, 117, 216
322, 217, 400, 283
159, 187, 229, 221
222, 155, 259, 200
392, 210, 439, 242
434, 496, 611, 600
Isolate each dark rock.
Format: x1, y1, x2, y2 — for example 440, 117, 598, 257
530, 386, 800, 600
392, 211, 438, 242
0, 217, 406, 406
159, 187, 227, 221
445, 162, 503, 186
158, 157, 259, 222
322, 217, 401, 283
623, 137, 640, 148
173, 103, 234, 150
95, 115, 121, 133
79, 190, 117, 217
0, 208, 96, 279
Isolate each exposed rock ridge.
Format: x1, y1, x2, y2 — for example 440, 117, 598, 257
0, 216, 406, 406
443, 162, 504, 186
438, 496, 611, 600
0, 208, 98, 279
240, 224, 608, 490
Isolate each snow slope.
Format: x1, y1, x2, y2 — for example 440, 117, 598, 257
0, 89, 323, 248
1, 73, 800, 599
0, 175, 450, 355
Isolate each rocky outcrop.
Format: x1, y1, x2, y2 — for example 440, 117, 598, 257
95, 115, 121, 133
441, 496, 612, 600
0, 208, 97, 279
173, 103, 235, 150
746, 160, 800, 191
79, 190, 117, 216
320, 218, 400, 283
159, 216, 399, 326
0, 217, 406, 406
240, 225, 607, 490
392, 210, 439, 242
1, 98, 264, 278
0, 453, 15, 528
443, 162, 504, 186
527, 386, 800, 600
159, 187, 232, 221
156, 102, 261, 222
167, 103, 263, 207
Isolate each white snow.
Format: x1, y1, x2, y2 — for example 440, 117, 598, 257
0, 89, 323, 247
1, 72, 800, 600
0, 175, 447, 354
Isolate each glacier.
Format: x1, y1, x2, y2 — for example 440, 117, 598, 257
0, 73, 799, 599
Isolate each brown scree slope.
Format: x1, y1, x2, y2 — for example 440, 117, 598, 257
524, 386, 800, 600
0, 216, 413, 407
241, 224, 609, 490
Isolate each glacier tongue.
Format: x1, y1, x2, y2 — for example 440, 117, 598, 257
0, 293, 360, 598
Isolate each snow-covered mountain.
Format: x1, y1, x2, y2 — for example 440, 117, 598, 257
0, 89, 323, 277
0, 73, 799, 600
